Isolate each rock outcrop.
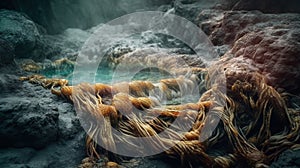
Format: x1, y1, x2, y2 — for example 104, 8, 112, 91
0, 10, 44, 61
229, 27, 300, 93
0, 71, 85, 168
197, 10, 300, 46
219, 0, 300, 13
0, 38, 15, 65
197, 10, 300, 94
42, 28, 91, 61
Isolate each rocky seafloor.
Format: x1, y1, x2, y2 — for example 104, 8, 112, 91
0, 0, 300, 167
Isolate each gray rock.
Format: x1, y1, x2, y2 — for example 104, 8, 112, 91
0, 73, 85, 148
271, 149, 300, 168
0, 95, 59, 148
173, 0, 220, 22
0, 72, 85, 167
42, 28, 91, 60
196, 9, 300, 46
0, 10, 42, 60
0, 38, 15, 65
213, 45, 229, 56
0, 147, 36, 165
0, 74, 23, 95
219, 0, 300, 13
0, 134, 85, 168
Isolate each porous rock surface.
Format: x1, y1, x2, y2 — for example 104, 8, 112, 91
0, 70, 85, 168
219, 0, 300, 13
197, 10, 300, 94
0, 10, 42, 60
0, 38, 15, 65
197, 10, 300, 46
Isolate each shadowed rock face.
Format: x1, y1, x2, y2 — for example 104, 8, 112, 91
197, 10, 300, 94
230, 28, 300, 93
219, 0, 300, 13
0, 38, 15, 65
0, 10, 41, 60
197, 10, 300, 46
0, 73, 85, 168
171, 0, 220, 22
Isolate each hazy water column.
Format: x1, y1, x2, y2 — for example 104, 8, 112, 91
11, 0, 171, 34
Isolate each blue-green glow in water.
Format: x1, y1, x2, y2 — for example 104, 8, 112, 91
41, 66, 173, 85
40, 65, 200, 105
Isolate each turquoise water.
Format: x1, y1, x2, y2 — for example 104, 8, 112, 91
40, 65, 200, 104
41, 65, 173, 85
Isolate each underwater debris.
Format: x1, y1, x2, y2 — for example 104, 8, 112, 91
16, 58, 75, 78
19, 59, 42, 72
20, 65, 300, 167
19, 74, 68, 90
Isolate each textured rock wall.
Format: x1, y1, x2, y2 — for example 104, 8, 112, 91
197, 9, 300, 94
0, 10, 44, 61
0, 72, 85, 168
219, 0, 300, 13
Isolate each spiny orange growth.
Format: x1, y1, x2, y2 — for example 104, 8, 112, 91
106, 161, 119, 168
52, 83, 113, 100
198, 101, 213, 110
184, 130, 200, 141
113, 93, 156, 113
130, 97, 154, 110
19, 74, 45, 82
129, 81, 155, 97
20, 75, 69, 95
160, 78, 180, 92
20, 70, 300, 168
85, 135, 100, 160
54, 79, 68, 87
52, 85, 73, 97
53, 58, 74, 66
97, 104, 118, 121
94, 83, 114, 98
177, 76, 197, 94
51, 88, 61, 96
112, 82, 129, 94
191, 67, 206, 73
40, 78, 69, 90
166, 103, 200, 111
148, 102, 205, 118
112, 93, 133, 115
159, 75, 198, 97
151, 109, 181, 118
79, 83, 97, 94
158, 82, 172, 99
61, 86, 73, 97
